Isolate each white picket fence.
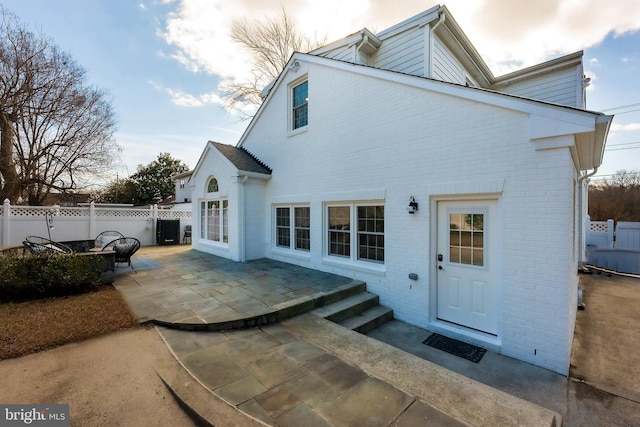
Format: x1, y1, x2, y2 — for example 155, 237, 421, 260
0, 199, 192, 248
586, 219, 640, 274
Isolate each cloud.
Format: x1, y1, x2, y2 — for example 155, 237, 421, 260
148, 80, 224, 107
445, 0, 640, 75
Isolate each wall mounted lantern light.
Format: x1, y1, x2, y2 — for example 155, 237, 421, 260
407, 196, 418, 214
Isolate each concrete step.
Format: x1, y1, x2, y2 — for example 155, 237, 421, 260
339, 305, 394, 334
311, 292, 380, 322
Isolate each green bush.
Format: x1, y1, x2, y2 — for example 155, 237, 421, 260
0, 253, 103, 302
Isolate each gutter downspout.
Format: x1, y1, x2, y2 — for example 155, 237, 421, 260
577, 167, 598, 268
239, 175, 249, 262
355, 34, 370, 65
428, 11, 446, 78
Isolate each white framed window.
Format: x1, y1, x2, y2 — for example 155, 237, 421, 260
290, 79, 308, 133
326, 203, 384, 263
273, 205, 310, 252
200, 176, 228, 244
200, 199, 228, 243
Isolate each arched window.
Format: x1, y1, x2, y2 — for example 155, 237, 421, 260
207, 177, 218, 193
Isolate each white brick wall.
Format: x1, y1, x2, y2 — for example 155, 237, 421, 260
234, 62, 583, 374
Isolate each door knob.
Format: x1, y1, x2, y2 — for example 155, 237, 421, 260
437, 254, 443, 262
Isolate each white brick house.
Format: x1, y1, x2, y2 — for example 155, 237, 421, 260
190, 5, 612, 375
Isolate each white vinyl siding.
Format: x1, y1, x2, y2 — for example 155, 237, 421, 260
317, 45, 353, 62
496, 67, 581, 107
374, 27, 425, 76
432, 36, 465, 84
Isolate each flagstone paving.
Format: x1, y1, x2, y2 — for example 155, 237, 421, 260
118, 246, 560, 426
114, 246, 363, 328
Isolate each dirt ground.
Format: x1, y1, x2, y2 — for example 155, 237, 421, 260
0, 327, 197, 426
571, 272, 640, 403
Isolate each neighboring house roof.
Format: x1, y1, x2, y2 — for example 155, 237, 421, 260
238, 52, 612, 171
171, 170, 193, 181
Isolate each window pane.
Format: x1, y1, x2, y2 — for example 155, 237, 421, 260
200, 202, 206, 239
328, 206, 350, 257
294, 207, 310, 251
449, 213, 484, 266
357, 205, 384, 262
207, 178, 218, 193
207, 201, 220, 241
472, 249, 484, 266
222, 200, 229, 243
276, 207, 291, 248
292, 81, 308, 129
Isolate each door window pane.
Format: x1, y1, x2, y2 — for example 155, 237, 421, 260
449, 213, 484, 266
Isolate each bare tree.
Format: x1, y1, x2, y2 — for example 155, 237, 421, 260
0, 8, 118, 204
222, 9, 326, 118
589, 170, 640, 221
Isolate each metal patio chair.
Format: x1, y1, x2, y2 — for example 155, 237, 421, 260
102, 237, 141, 272
94, 230, 124, 249
23, 236, 73, 254
183, 225, 192, 244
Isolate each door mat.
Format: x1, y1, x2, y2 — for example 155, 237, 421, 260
423, 333, 486, 363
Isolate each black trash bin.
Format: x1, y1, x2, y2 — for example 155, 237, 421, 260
156, 219, 180, 245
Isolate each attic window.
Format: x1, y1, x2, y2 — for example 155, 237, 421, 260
207, 177, 218, 193
292, 80, 308, 130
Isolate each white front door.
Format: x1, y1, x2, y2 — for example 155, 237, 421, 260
436, 200, 499, 335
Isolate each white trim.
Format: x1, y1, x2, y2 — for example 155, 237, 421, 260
319, 188, 386, 202
272, 203, 312, 255
428, 194, 503, 350
288, 76, 309, 136
322, 201, 386, 269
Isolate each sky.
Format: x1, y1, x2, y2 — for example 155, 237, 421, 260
4, 0, 640, 185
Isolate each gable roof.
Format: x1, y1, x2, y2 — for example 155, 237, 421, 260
211, 142, 271, 175
191, 140, 271, 183
237, 52, 612, 171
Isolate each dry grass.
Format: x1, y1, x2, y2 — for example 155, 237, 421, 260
0, 285, 139, 359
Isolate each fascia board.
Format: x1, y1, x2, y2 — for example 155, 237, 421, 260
492, 51, 584, 87
528, 113, 596, 141
310, 32, 363, 56
236, 171, 272, 180
375, 5, 440, 39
